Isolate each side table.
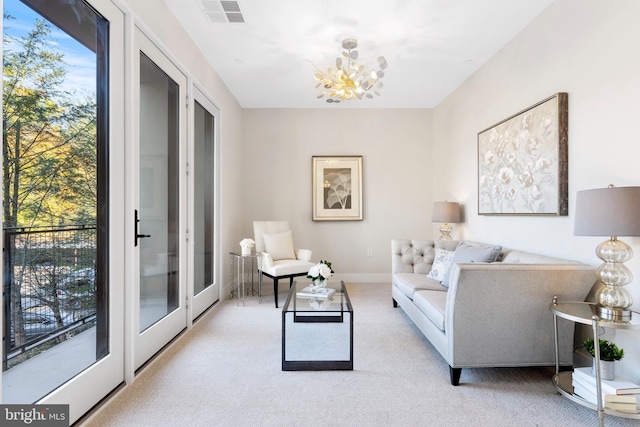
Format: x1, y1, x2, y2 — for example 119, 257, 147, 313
229, 251, 261, 305
550, 297, 640, 426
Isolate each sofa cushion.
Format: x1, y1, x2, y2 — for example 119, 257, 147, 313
426, 248, 455, 281
413, 290, 447, 332
442, 241, 502, 288
392, 273, 445, 299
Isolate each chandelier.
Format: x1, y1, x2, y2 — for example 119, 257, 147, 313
314, 39, 388, 103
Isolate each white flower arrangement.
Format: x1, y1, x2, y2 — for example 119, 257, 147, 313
239, 238, 255, 255
239, 238, 255, 249
307, 260, 334, 282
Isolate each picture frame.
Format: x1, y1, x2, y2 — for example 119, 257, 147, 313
312, 156, 363, 221
477, 92, 568, 216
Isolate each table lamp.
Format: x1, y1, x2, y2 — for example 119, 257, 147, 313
432, 201, 461, 241
574, 185, 640, 321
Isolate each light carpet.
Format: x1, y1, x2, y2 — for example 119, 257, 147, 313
82, 283, 638, 427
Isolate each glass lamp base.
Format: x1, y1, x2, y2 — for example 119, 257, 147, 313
439, 223, 453, 241
594, 237, 634, 321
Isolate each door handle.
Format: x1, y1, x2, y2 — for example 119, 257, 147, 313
135, 209, 151, 246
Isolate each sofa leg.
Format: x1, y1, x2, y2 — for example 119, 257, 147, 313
392, 298, 397, 308
449, 366, 461, 386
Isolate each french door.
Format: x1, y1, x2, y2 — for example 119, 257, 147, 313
3, 1, 218, 422
132, 29, 187, 370
190, 87, 220, 319
1, 0, 126, 423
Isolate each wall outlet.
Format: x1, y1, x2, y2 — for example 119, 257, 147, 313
367, 248, 373, 257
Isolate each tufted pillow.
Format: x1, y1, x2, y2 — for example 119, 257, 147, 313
262, 231, 296, 261
441, 241, 502, 288
426, 248, 455, 282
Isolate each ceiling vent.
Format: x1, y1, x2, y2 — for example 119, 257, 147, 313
201, 0, 245, 23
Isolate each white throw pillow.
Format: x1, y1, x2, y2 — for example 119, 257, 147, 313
426, 248, 455, 282
262, 231, 296, 261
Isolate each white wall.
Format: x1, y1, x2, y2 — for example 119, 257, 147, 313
433, 0, 640, 381
242, 108, 433, 282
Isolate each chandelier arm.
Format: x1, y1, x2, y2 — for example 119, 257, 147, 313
315, 39, 386, 103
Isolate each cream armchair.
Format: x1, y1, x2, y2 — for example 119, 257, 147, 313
253, 221, 314, 307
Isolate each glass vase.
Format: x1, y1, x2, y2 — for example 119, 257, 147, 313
313, 278, 327, 289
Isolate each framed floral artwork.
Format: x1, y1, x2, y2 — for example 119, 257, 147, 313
477, 93, 568, 215
312, 156, 363, 221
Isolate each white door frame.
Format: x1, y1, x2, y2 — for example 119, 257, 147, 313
128, 26, 188, 372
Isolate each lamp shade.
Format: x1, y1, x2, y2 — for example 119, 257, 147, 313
574, 186, 640, 237
432, 201, 460, 223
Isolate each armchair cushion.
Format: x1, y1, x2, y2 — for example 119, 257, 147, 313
260, 258, 315, 277
263, 230, 296, 260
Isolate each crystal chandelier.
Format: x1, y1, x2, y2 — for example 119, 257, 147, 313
314, 39, 388, 103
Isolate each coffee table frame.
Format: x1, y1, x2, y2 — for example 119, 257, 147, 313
281, 280, 353, 371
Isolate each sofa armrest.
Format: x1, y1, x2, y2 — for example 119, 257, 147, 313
295, 248, 312, 262
445, 263, 596, 367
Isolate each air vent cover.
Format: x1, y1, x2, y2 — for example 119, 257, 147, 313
201, 0, 245, 23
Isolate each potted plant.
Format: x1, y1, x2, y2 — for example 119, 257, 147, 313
583, 338, 624, 380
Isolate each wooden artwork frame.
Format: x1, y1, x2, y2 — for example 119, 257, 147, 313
312, 156, 363, 221
477, 92, 568, 215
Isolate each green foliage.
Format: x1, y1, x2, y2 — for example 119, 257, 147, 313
319, 260, 333, 272
3, 15, 97, 228
584, 338, 624, 362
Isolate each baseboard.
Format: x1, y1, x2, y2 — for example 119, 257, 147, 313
330, 273, 391, 283
221, 275, 391, 300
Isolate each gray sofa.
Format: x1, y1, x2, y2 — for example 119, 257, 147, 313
391, 239, 596, 385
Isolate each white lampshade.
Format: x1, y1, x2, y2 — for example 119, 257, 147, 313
432, 201, 461, 224
574, 186, 640, 237
574, 185, 640, 321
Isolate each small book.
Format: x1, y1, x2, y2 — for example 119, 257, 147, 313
573, 382, 597, 405
572, 367, 640, 396
605, 394, 640, 405
617, 387, 640, 395
296, 286, 336, 300
604, 400, 639, 414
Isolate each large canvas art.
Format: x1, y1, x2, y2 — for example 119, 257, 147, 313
312, 156, 363, 221
478, 93, 568, 215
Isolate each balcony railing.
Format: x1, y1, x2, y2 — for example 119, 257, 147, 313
3, 224, 97, 370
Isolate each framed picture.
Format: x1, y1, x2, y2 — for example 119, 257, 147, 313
312, 156, 363, 221
477, 92, 568, 215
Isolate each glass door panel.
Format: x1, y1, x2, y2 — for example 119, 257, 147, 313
133, 30, 186, 370
138, 53, 179, 332
193, 100, 213, 297
2, 0, 106, 401
191, 91, 219, 319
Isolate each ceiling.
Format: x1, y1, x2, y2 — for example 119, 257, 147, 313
162, 0, 555, 109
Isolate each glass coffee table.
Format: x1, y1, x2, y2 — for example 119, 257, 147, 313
281, 281, 353, 371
